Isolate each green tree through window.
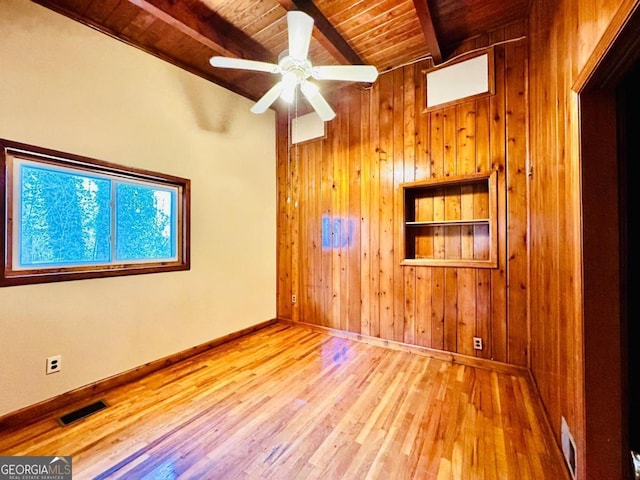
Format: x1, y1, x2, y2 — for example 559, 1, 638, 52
20, 165, 111, 266
116, 183, 176, 261
1, 139, 190, 287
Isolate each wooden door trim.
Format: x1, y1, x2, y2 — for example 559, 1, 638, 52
573, 0, 640, 92
574, 2, 640, 478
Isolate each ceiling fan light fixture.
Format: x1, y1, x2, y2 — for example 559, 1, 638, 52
280, 86, 296, 104
280, 71, 298, 103
208, 10, 378, 121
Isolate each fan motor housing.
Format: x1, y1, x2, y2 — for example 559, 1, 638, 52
278, 50, 312, 81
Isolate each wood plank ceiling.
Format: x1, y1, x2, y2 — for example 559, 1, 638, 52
33, 0, 530, 105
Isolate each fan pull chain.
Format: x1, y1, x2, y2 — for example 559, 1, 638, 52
286, 103, 291, 204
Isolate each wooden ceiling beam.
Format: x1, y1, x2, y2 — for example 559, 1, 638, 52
128, 0, 273, 61
276, 0, 364, 65
411, 0, 443, 64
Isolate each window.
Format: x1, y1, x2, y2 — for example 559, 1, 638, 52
423, 50, 495, 111
1, 139, 190, 286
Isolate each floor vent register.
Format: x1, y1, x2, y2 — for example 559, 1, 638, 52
59, 400, 108, 426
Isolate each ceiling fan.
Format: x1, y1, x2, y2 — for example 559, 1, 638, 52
209, 11, 378, 121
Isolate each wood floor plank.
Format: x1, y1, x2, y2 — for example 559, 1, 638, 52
0, 323, 569, 479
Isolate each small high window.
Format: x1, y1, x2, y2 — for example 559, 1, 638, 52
1, 139, 190, 286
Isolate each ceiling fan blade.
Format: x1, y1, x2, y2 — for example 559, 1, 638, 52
251, 82, 285, 114
312, 65, 379, 83
300, 81, 335, 121
287, 11, 314, 61
210, 56, 279, 74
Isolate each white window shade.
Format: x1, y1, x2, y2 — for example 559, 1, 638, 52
426, 53, 492, 109
292, 111, 325, 144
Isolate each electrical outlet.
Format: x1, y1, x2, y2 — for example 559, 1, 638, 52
473, 337, 483, 350
561, 417, 577, 478
46, 355, 62, 375
291, 294, 297, 304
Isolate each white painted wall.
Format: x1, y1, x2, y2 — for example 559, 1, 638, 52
0, 0, 276, 417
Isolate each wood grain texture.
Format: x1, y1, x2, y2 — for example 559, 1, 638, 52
0, 320, 278, 430
0, 323, 569, 480
277, 21, 529, 366
528, 0, 637, 478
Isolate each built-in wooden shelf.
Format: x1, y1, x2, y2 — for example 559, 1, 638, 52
406, 219, 490, 226
401, 170, 498, 268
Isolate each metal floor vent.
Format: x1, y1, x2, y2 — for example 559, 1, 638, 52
59, 400, 108, 426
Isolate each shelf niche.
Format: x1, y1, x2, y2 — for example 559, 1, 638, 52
401, 170, 498, 268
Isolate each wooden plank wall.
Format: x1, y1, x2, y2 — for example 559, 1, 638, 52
277, 20, 529, 366
528, 0, 630, 478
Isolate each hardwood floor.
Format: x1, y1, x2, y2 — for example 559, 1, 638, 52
0, 323, 569, 479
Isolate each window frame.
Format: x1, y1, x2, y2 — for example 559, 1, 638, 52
422, 49, 496, 112
1, 139, 191, 287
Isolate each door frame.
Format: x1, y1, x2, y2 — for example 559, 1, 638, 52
573, 2, 640, 478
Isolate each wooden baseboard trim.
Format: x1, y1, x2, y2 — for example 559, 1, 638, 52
525, 370, 572, 478
0, 319, 278, 430
278, 318, 529, 376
